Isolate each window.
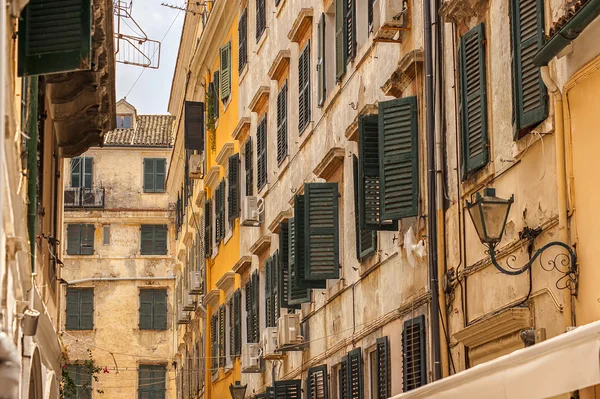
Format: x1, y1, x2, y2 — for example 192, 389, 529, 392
65, 364, 91, 399
211, 312, 218, 374
228, 296, 234, 364
184, 101, 205, 151
66, 288, 94, 330
264, 254, 279, 328
143, 158, 166, 193
340, 348, 363, 399
277, 83, 288, 165
70, 157, 93, 188
215, 179, 225, 244
204, 199, 212, 258
228, 154, 240, 221
317, 14, 327, 107
458, 23, 488, 178
256, 0, 266, 41
307, 365, 328, 399
353, 156, 376, 260
403, 316, 426, 392
245, 271, 259, 343
368, 0, 374, 33
278, 223, 301, 310
245, 138, 254, 196
102, 225, 110, 245
138, 365, 166, 399
298, 42, 311, 134
256, 115, 268, 191
274, 380, 301, 397
140, 225, 168, 255
369, 337, 390, 399
116, 114, 133, 128
220, 41, 232, 101
239, 10, 248, 72
139, 290, 167, 330
345, 0, 356, 62
233, 289, 242, 356
67, 224, 95, 255
511, 0, 547, 138
219, 304, 225, 368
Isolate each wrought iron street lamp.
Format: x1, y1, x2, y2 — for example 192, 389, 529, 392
230, 381, 247, 399
467, 188, 577, 292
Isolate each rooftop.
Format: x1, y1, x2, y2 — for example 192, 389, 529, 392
103, 114, 175, 147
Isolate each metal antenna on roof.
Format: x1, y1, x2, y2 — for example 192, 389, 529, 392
160, 1, 213, 18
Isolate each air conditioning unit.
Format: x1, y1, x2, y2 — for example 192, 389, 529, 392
277, 314, 304, 348
189, 271, 203, 295
372, 0, 410, 43
241, 343, 261, 373
262, 327, 283, 360
240, 196, 262, 227
189, 153, 204, 179
183, 289, 196, 311
177, 306, 190, 325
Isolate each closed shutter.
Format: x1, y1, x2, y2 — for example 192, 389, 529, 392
154, 290, 168, 330
274, 380, 301, 399
265, 257, 273, 327
403, 315, 426, 391
376, 337, 391, 398
220, 42, 232, 101
239, 10, 248, 73
345, 0, 356, 62
256, 0, 266, 40
228, 154, 240, 220
229, 297, 234, 361
74, 364, 92, 399
358, 115, 398, 231
245, 279, 253, 343
273, 251, 280, 323
213, 70, 220, 119
257, 116, 268, 191
348, 348, 363, 399
234, 289, 242, 356
379, 97, 419, 220
219, 179, 226, 239
340, 355, 349, 399
67, 224, 81, 255
79, 288, 94, 330
219, 304, 225, 367
204, 200, 212, 258
141, 225, 157, 255
335, 0, 346, 80
211, 313, 218, 371
70, 157, 82, 188
65, 288, 80, 330
459, 23, 489, 177
307, 365, 328, 399
251, 271, 260, 343
352, 156, 376, 259
245, 138, 254, 196
83, 157, 93, 189
298, 42, 311, 134
184, 101, 205, 151
317, 13, 326, 107
277, 83, 288, 165
278, 222, 300, 309
511, 0, 547, 137
139, 290, 154, 330
304, 183, 340, 280
144, 158, 156, 192
18, 0, 92, 76
80, 224, 95, 255
155, 159, 166, 193
293, 195, 326, 290
155, 225, 167, 254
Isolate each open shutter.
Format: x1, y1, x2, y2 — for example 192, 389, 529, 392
79, 289, 94, 330
353, 156, 376, 259
220, 179, 226, 238
229, 296, 234, 362
288, 217, 313, 306
379, 97, 419, 220
18, 0, 92, 76
299, 42, 311, 133
279, 221, 301, 309
239, 10, 248, 73
139, 290, 154, 330
403, 315, 426, 391
204, 200, 212, 258
277, 83, 288, 165
155, 159, 166, 193
141, 225, 153, 255
154, 290, 168, 330
251, 271, 260, 343
220, 42, 231, 100
83, 157, 93, 189
245, 138, 254, 196
144, 158, 156, 192
511, 0, 547, 137
304, 183, 340, 280
340, 355, 349, 399
184, 101, 205, 151
335, 0, 346, 80
359, 115, 398, 231
274, 380, 301, 399
234, 289, 242, 355
307, 365, 328, 399
317, 13, 326, 107
66, 289, 80, 330
257, 116, 268, 191
213, 70, 220, 118
228, 154, 240, 220
348, 348, 363, 399
211, 313, 218, 370
70, 158, 82, 188
245, 279, 253, 343
67, 224, 81, 255
80, 224, 95, 255
294, 195, 326, 289
219, 304, 225, 367
376, 337, 391, 398
345, 0, 356, 62
265, 257, 273, 327
459, 23, 489, 177
256, 0, 266, 40
273, 251, 280, 322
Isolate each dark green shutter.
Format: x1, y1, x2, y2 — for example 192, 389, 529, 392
307, 365, 329, 399
139, 290, 154, 330
239, 10, 248, 73
228, 154, 240, 220
345, 0, 356, 62
219, 179, 225, 240
219, 304, 225, 368
80, 224, 95, 255
141, 225, 154, 255
234, 289, 242, 356
379, 97, 419, 220
294, 195, 326, 289
138, 365, 166, 399
274, 379, 301, 398
67, 224, 81, 255
154, 290, 168, 330
304, 183, 340, 280
459, 23, 489, 177
18, 0, 92, 76
251, 271, 260, 342
265, 257, 273, 327
66, 288, 80, 330
155, 225, 167, 254
257, 116, 268, 191
204, 199, 212, 258
79, 289, 94, 330
273, 251, 280, 323
348, 348, 363, 399
220, 42, 231, 101
155, 159, 166, 193
335, 0, 346, 80
358, 115, 398, 231
353, 156, 376, 259
403, 315, 426, 391
245, 279, 252, 343
83, 157, 93, 189
511, 0, 547, 137
299, 42, 311, 134
70, 158, 82, 188
144, 158, 155, 192
279, 221, 301, 309
185, 101, 205, 151
317, 13, 326, 107
245, 137, 254, 196
376, 337, 390, 398
340, 355, 349, 399
211, 313, 218, 370
277, 83, 288, 165
256, 0, 266, 40
229, 296, 234, 361
213, 70, 220, 119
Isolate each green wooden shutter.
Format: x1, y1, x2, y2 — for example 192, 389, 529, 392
358, 115, 398, 231
154, 290, 168, 330
155, 159, 166, 193
265, 257, 273, 327
215, 185, 222, 244
277, 83, 288, 165
288, 217, 311, 306
228, 154, 240, 220
256, 0, 266, 40
245, 137, 254, 196
352, 156, 376, 259
299, 42, 311, 134
293, 195, 326, 289
211, 313, 218, 371
239, 10, 248, 73
274, 379, 301, 398
340, 355, 349, 399
67, 224, 81, 255
379, 96, 419, 220
220, 42, 231, 101
139, 290, 154, 330
70, 158, 82, 188
376, 336, 390, 398
345, 0, 356, 62
155, 225, 168, 254
279, 221, 301, 309
219, 179, 226, 241
245, 279, 252, 343
184, 101, 205, 151
144, 158, 156, 192
79, 289, 94, 330
234, 289, 242, 356
348, 348, 363, 399
251, 271, 260, 342
307, 365, 329, 399
403, 315, 426, 391
229, 296, 234, 361
18, 0, 92, 76
459, 23, 489, 177
335, 0, 346, 80
257, 116, 268, 191
80, 224, 95, 255
66, 288, 80, 330
511, 0, 547, 137
83, 157, 93, 189
317, 13, 326, 107
219, 304, 225, 367
204, 199, 212, 258
304, 183, 340, 280
213, 70, 220, 119
141, 225, 153, 255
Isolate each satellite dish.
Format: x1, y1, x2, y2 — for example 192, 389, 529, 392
404, 226, 426, 267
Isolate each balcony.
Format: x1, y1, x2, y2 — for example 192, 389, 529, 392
64, 187, 105, 209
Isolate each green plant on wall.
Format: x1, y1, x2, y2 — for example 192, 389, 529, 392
206, 91, 217, 154
60, 349, 106, 398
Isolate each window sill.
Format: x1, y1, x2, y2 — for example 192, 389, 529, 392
298, 121, 315, 151
222, 96, 232, 113
277, 155, 290, 178
239, 64, 249, 85
211, 246, 219, 260
224, 229, 233, 245
257, 183, 270, 198
256, 30, 269, 56
275, 0, 287, 18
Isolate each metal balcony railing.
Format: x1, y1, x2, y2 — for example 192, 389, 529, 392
64, 187, 105, 209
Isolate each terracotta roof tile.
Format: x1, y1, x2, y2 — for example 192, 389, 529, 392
104, 114, 174, 147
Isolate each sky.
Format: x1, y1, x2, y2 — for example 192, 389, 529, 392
114, 0, 185, 114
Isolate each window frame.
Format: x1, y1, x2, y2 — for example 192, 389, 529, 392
140, 224, 168, 255
116, 114, 133, 129
143, 158, 167, 193
139, 289, 168, 331
67, 224, 95, 256
138, 364, 167, 399
65, 288, 94, 331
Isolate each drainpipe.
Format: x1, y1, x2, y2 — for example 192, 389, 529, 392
424, 0, 443, 381
539, 66, 574, 328
26, 78, 39, 272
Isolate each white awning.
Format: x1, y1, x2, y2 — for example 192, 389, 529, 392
392, 320, 600, 399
